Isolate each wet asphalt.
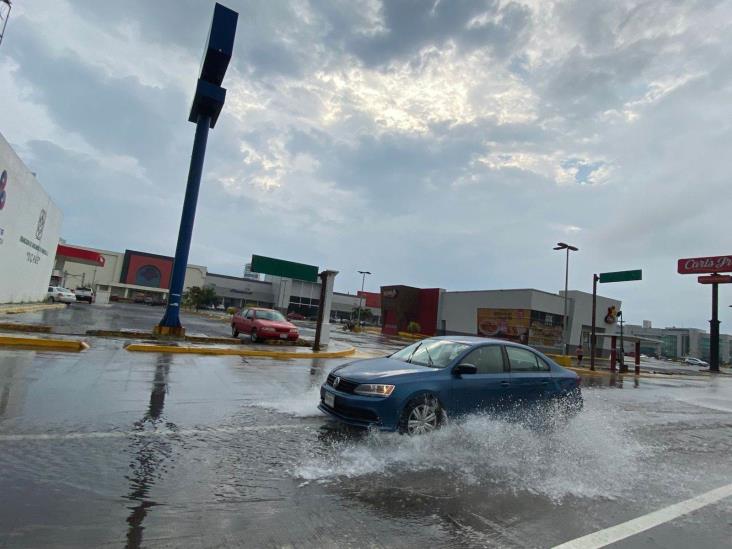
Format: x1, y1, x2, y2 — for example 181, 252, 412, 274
1, 304, 731, 548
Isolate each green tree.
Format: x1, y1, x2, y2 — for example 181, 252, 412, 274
183, 285, 218, 310
352, 306, 374, 323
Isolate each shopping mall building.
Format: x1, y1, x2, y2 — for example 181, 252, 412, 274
379, 284, 624, 356
54, 243, 381, 322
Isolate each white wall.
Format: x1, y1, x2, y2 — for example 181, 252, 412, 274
0, 133, 63, 303
440, 289, 540, 335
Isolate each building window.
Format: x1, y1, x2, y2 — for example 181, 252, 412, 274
135, 265, 162, 287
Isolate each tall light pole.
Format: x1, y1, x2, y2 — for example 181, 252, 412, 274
553, 242, 578, 355
356, 270, 371, 328
157, 3, 238, 336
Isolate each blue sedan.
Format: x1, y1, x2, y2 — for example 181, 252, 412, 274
319, 336, 582, 435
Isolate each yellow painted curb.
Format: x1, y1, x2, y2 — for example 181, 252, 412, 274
126, 343, 356, 359
546, 354, 573, 368
396, 331, 429, 340
0, 303, 66, 315
0, 335, 89, 352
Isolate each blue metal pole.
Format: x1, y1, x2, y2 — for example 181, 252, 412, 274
159, 114, 211, 329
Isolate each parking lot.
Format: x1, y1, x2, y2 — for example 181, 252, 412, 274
1, 304, 731, 548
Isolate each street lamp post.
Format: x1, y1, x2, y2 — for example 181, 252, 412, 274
553, 242, 578, 355
356, 270, 371, 329
157, 3, 238, 336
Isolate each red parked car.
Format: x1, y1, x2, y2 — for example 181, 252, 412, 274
231, 307, 299, 343
286, 311, 306, 320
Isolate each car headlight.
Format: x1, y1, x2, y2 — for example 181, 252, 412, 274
353, 384, 395, 397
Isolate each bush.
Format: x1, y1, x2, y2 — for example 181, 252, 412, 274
226, 306, 238, 315
407, 321, 421, 334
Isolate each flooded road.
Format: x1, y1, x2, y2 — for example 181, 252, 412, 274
1, 325, 731, 546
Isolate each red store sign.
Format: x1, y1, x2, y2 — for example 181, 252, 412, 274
677, 255, 732, 274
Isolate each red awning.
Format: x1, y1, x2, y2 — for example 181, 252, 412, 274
56, 244, 105, 267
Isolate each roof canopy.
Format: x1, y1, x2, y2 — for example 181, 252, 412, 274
56, 244, 105, 267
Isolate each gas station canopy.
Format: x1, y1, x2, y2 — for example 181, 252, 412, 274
56, 244, 105, 267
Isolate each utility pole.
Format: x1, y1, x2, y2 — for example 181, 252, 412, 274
356, 270, 371, 329
618, 310, 626, 373
554, 242, 578, 355
591, 274, 598, 371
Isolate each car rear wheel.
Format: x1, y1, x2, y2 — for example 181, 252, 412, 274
399, 395, 442, 435
251, 329, 259, 343
231, 324, 239, 338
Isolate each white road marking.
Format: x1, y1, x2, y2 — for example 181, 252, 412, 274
0, 424, 304, 442
553, 482, 732, 549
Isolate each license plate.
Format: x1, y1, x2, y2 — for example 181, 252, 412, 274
280, 333, 288, 339
324, 392, 335, 408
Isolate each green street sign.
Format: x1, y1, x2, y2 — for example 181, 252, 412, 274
599, 269, 643, 283
250, 255, 319, 282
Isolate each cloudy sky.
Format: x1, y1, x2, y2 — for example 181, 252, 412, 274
2, 0, 731, 329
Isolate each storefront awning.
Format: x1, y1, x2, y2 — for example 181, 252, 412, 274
56, 244, 105, 267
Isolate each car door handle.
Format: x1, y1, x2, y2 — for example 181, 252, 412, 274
540, 381, 550, 385
500, 381, 511, 387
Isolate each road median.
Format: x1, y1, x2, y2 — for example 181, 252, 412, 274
125, 342, 356, 359
0, 334, 89, 352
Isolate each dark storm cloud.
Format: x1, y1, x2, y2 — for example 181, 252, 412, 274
542, 40, 659, 119
320, 0, 531, 66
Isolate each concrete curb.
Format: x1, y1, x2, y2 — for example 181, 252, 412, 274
85, 330, 240, 345
0, 322, 53, 333
0, 335, 89, 352
125, 343, 356, 359
0, 303, 66, 315
396, 331, 428, 340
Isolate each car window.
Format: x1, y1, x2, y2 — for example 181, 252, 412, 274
392, 339, 471, 368
245, 310, 254, 319
506, 346, 550, 372
461, 345, 505, 373
48, 287, 53, 292
255, 310, 286, 322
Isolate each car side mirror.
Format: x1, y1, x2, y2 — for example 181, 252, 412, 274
453, 363, 478, 376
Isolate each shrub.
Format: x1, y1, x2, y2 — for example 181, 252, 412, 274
226, 306, 238, 315
407, 321, 421, 334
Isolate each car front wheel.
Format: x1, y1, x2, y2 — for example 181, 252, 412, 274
251, 329, 259, 343
231, 324, 239, 338
398, 395, 442, 435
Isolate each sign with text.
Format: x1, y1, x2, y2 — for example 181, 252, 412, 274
599, 269, 643, 283
698, 274, 732, 285
678, 255, 732, 274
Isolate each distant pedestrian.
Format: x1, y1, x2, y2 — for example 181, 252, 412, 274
576, 345, 584, 366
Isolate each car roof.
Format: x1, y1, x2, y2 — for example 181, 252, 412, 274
426, 335, 544, 352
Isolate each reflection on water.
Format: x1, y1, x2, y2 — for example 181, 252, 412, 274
581, 373, 640, 389
125, 354, 175, 549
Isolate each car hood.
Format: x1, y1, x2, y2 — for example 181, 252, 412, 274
256, 319, 296, 329
332, 357, 434, 381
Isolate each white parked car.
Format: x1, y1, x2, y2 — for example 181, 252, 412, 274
47, 286, 76, 304
684, 357, 709, 367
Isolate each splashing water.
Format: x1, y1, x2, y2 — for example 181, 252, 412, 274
294, 392, 656, 502
253, 385, 325, 418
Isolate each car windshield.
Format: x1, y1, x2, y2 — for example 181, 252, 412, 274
255, 310, 286, 322
390, 339, 471, 368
